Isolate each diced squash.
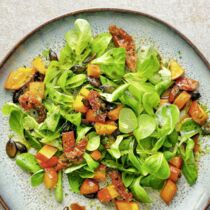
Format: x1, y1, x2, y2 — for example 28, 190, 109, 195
73, 95, 88, 113
87, 64, 101, 78
29, 82, 45, 99
160, 99, 169, 106
94, 122, 117, 135
115, 200, 140, 210
169, 156, 183, 169
38, 145, 57, 160
32, 56, 47, 74
44, 168, 58, 189
4, 67, 35, 90
93, 164, 106, 182
91, 150, 102, 161
188, 101, 208, 125
79, 87, 90, 99
97, 185, 119, 202
174, 91, 191, 109
160, 180, 177, 205
86, 109, 97, 122
169, 60, 184, 80
108, 105, 123, 121
193, 135, 200, 153
80, 179, 99, 195
169, 165, 181, 182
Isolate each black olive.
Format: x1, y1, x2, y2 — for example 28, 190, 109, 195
112, 129, 121, 138
106, 102, 117, 111
99, 85, 115, 93
33, 72, 45, 82
6, 139, 17, 158
87, 76, 101, 87
71, 65, 86, 73
61, 121, 76, 133
49, 49, 58, 61
13, 87, 25, 103
82, 98, 90, 107
15, 142, 27, 153
63, 207, 69, 210
83, 192, 97, 199
191, 92, 201, 101
202, 122, 210, 135
83, 53, 96, 64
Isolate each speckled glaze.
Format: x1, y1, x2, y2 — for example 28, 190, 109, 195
0, 9, 209, 210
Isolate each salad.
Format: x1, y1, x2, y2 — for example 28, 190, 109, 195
2, 19, 210, 210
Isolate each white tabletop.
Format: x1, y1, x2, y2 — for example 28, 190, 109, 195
0, 0, 209, 62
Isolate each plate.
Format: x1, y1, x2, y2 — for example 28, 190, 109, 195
0, 8, 210, 210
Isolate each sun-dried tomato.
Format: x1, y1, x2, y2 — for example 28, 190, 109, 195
175, 77, 199, 91
62, 131, 75, 153
109, 25, 136, 71
18, 91, 46, 123
110, 171, 133, 201
65, 138, 88, 161
88, 90, 101, 112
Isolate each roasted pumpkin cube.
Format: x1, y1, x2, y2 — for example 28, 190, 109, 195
79, 87, 90, 99
169, 60, 184, 80
73, 95, 88, 113
108, 105, 123, 121
97, 185, 119, 202
29, 82, 45, 99
87, 64, 101, 78
160, 180, 177, 205
94, 122, 117, 135
32, 56, 47, 74
86, 109, 97, 122
115, 200, 140, 210
169, 156, 182, 169
169, 165, 181, 182
188, 101, 208, 125
4, 67, 35, 90
174, 91, 191, 109
37, 145, 57, 160
91, 150, 102, 161
93, 164, 106, 181
80, 179, 99, 195
160, 99, 169, 106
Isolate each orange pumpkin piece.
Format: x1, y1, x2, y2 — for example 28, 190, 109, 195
4, 67, 35, 90
91, 150, 102, 161
97, 185, 119, 203
29, 82, 45, 99
93, 164, 106, 182
188, 101, 208, 125
73, 95, 88, 113
108, 105, 123, 121
115, 200, 140, 210
44, 168, 58, 189
169, 165, 181, 182
86, 109, 97, 122
32, 56, 47, 74
169, 156, 183, 169
37, 145, 57, 160
87, 64, 101, 78
174, 91, 191, 109
79, 87, 90, 99
94, 121, 117, 135
80, 179, 99, 195
169, 60, 184, 80
160, 180, 177, 205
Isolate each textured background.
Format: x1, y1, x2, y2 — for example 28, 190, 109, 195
0, 0, 209, 63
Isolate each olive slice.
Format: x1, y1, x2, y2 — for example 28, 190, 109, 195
6, 139, 17, 158
83, 192, 97, 199
16, 142, 27, 153
191, 92, 201, 101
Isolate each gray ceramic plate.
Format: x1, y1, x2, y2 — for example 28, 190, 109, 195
0, 8, 209, 210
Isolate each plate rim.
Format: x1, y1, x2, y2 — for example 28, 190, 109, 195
0, 7, 210, 210
0, 8, 209, 69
